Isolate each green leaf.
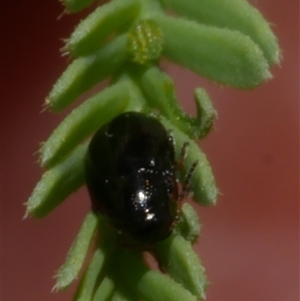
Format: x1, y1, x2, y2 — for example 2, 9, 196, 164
161, 0, 281, 66
194, 87, 217, 139
92, 276, 115, 301
73, 223, 116, 300
116, 250, 198, 301
109, 271, 139, 301
26, 142, 87, 218
53, 212, 99, 291
62, 0, 95, 13
175, 203, 201, 244
46, 34, 128, 112
40, 82, 131, 168
66, 0, 140, 56
73, 250, 105, 300
153, 14, 271, 89
156, 233, 207, 299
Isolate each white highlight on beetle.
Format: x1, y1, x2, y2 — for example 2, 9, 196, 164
132, 190, 155, 221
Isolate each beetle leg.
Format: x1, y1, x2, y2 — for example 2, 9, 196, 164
177, 142, 189, 171
179, 160, 199, 200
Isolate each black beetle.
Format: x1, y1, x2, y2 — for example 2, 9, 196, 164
85, 112, 186, 244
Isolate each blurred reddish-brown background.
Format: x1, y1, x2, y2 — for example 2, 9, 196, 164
1, 1, 299, 301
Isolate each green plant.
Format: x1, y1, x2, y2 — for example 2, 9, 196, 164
26, 0, 280, 300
